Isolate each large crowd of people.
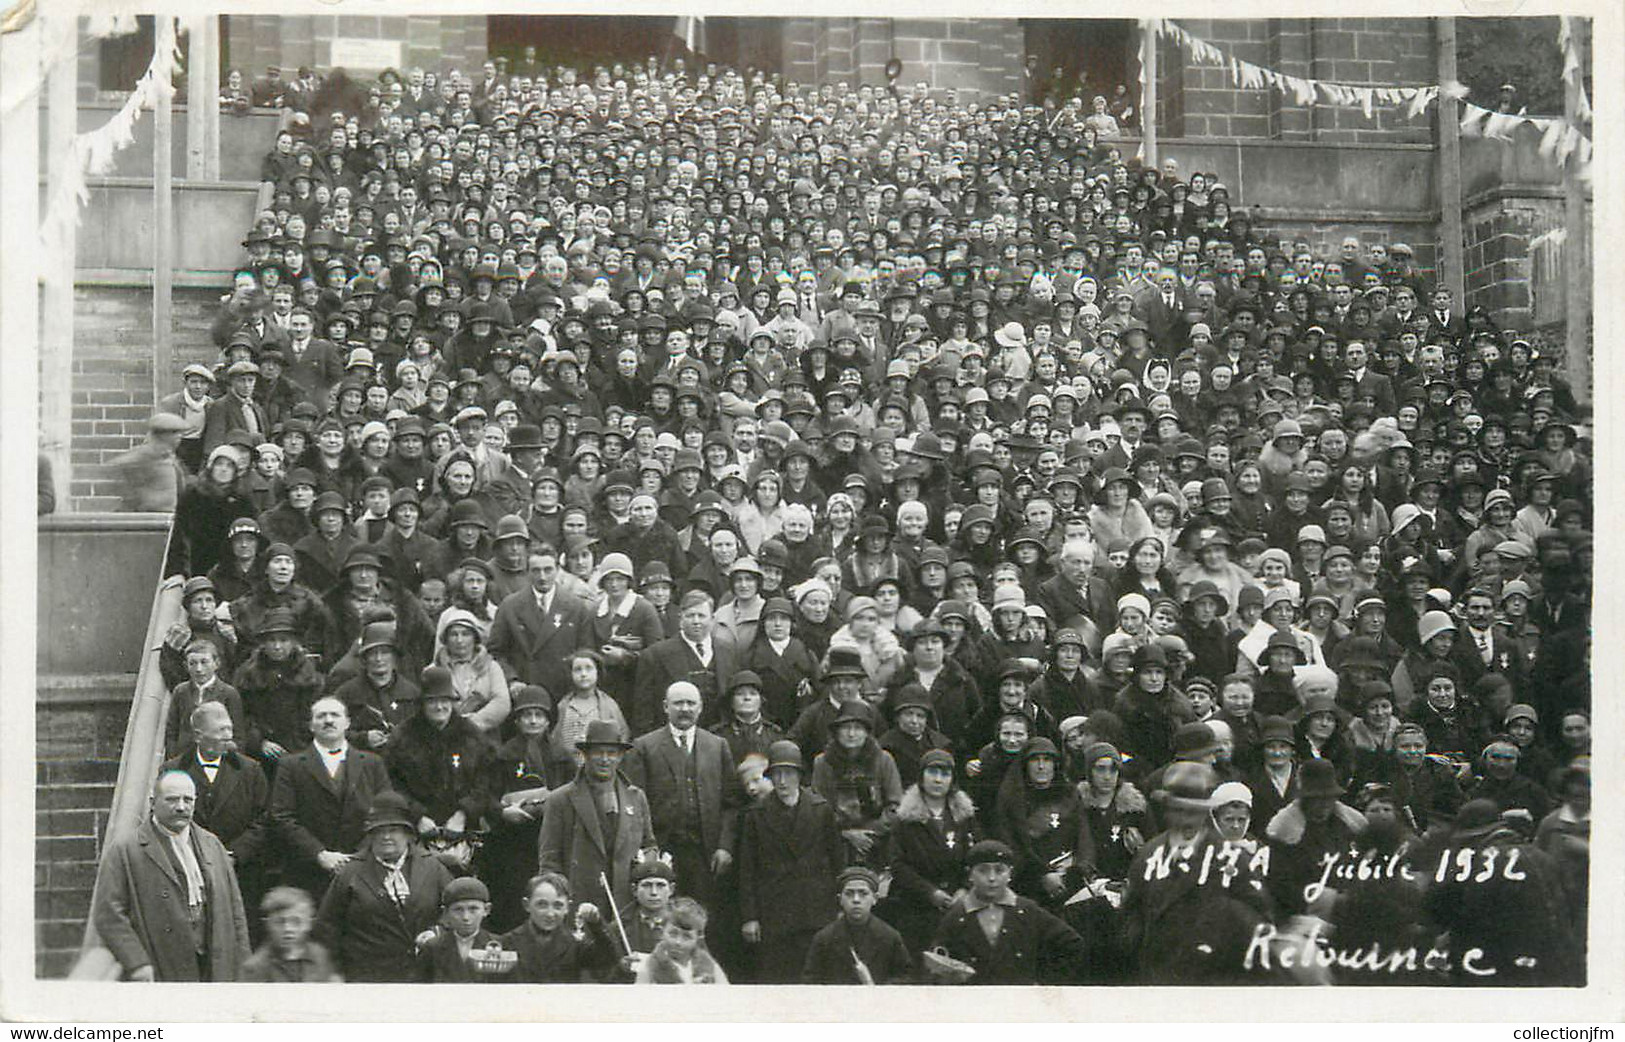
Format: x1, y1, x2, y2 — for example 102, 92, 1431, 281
94, 48, 1592, 987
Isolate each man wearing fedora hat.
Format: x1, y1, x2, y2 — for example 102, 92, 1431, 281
1119, 762, 1270, 984
537, 718, 656, 916
1261, 758, 1367, 916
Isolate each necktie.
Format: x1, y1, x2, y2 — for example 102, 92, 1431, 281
1476, 630, 1492, 664
679, 732, 689, 756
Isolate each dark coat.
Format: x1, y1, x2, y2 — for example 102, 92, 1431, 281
498, 917, 617, 983
1118, 828, 1273, 985
802, 914, 916, 984
928, 892, 1087, 984
883, 787, 981, 954
268, 743, 394, 879
738, 791, 844, 938
163, 680, 247, 761
161, 749, 270, 864
293, 530, 362, 599
536, 773, 657, 913
739, 635, 822, 730
90, 819, 251, 981
415, 926, 510, 983
623, 726, 740, 855
487, 586, 593, 697
201, 394, 271, 458
315, 848, 452, 982
385, 712, 493, 826
232, 648, 326, 756
631, 635, 740, 736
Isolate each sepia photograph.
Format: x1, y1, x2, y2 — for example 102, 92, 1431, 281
1, 0, 1615, 1024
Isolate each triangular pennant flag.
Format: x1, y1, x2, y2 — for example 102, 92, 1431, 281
1459, 104, 1488, 137
1483, 111, 1519, 141
1539, 117, 1566, 157
1356, 87, 1375, 118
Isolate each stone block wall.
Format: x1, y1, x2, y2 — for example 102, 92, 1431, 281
65, 286, 221, 512
1160, 18, 1434, 143
223, 14, 488, 78
782, 18, 1024, 101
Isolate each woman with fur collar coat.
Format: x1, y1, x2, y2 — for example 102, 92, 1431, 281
881, 749, 981, 957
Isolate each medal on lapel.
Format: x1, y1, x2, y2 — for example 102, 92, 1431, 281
944, 831, 956, 850
553, 613, 563, 628
1048, 812, 1061, 830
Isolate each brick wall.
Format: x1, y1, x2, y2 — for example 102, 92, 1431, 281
1161, 18, 1434, 142
223, 14, 488, 79
36, 681, 133, 978
782, 18, 1023, 100
67, 286, 221, 512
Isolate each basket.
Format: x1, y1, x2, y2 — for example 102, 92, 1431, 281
468, 941, 519, 975
921, 946, 977, 983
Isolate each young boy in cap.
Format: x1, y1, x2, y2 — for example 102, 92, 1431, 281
416, 876, 514, 982
613, 851, 677, 978
801, 865, 915, 984
240, 886, 341, 982
926, 839, 1086, 984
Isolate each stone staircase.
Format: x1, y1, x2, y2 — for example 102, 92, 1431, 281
35, 675, 137, 978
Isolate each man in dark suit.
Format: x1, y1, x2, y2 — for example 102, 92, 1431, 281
1342, 340, 1397, 417
623, 681, 740, 910
537, 720, 659, 914
201, 362, 271, 458
1134, 269, 1190, 353
1035, 538, 1117, 658
1424, 286, 1468, 346
268, 697, 394, 900
281, 307, 346, 407
162, 702, 269, 929
631, 590, 739, 736
488, 548, 593, 698
1455, 587, 1529, 691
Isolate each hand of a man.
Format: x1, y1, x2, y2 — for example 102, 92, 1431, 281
710, 849, 733, 874
366, 729, 388, 748
128, 965, 156, 982
418, 815, 438, 836
842, 829, 876, 854
1042, 872, 1067, 898
261, 739, 286, 759
501, 804, 533, 824
316, 850, 350, 873
742, 920, 762, 944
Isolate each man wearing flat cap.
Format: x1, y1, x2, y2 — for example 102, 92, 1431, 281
113, 413, 192, 512
537, 719, 657, 915
202, 361, 270, 458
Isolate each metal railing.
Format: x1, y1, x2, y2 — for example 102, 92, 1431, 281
65, 517, 184, 980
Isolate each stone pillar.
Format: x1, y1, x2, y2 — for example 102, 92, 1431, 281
1266, 18, 1312, 139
